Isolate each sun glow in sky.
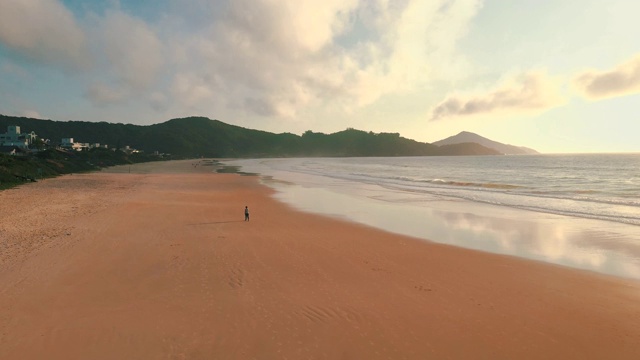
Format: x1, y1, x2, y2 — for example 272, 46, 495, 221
1, 0, 639, 153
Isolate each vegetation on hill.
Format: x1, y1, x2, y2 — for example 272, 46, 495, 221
0, 115, 500, 158
0, 148, 166, 190
0, 115, 505, 190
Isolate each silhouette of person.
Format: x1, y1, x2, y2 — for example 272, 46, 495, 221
244, 206, 250, 221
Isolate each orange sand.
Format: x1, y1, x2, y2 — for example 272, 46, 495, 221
1, 160, 639, 359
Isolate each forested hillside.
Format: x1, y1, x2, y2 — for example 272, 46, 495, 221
0, 115, 500, 157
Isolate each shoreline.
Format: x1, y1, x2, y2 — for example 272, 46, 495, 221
225, 157, 640, 280
1, 160, 639, 359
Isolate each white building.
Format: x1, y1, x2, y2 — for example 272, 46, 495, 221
120, 145, 140, 154
60, 137, 89, 151
0, 126, 37, 148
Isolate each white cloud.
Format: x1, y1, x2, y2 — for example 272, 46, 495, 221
0, 2, 164, 109
99, 11, 165, 90
171, 72, 216, 109
167, 0, 482, 118
149, 92, 169, 112
429, 70, 565, 120
387, 0, 481, 84
0, 0, 89, 69
223, 0, 359, 54
0, 0, 486, 121
574, 54, 640, 100
76, 10, 166, 109
85, 83, 127, 106
164, 0, 356, 117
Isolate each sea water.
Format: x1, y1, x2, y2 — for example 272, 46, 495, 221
224, 154, 640, 279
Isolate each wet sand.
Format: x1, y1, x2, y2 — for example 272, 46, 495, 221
1, 160, 639, 359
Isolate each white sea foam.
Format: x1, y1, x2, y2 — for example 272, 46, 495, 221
264, 155, 640, 226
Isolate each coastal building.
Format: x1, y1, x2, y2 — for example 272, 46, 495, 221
120, 145, 140, 154
0, 126, 37, 148
60, 138, 89, 151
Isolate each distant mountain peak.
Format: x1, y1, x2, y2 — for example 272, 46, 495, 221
433, 131, 539, 155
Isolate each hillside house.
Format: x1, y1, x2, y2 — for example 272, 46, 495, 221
0, 126, 37, 148
60, 138, 89, 151
120, 145, 140, 154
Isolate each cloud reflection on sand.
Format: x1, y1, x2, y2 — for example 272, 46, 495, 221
266, 179, 640, 280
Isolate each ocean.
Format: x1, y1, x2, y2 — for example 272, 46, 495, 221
223, 154, 640, 279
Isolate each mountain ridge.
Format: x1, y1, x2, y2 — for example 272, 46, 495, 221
1, 115, 504, 157
433, 131, 538, 155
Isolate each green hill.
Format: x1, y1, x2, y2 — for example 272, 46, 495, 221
0, 115, 500, 157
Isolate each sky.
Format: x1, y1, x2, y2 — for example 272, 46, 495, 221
1, 0, 639, 153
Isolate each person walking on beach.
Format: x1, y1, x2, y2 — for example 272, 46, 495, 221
244, 206, 250, 221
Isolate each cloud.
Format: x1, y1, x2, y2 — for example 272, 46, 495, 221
76, 9, 166, 109
222, 0, 359, 54
99, 10, 165, 90
149, 92, 169, 112
573, 54, 640, 100
169, 72, 218, 114
167, 0, 482, 118
386, 0, 481, 84
0, 0, 485, 120
430, 71, 565, 120
186, 0, 361, 117
0, 0, 89, 69
85, 83, 126, 106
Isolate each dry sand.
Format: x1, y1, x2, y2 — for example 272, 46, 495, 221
1, 160, 639, 359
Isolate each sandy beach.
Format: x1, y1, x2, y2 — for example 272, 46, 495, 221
1, 160, 639, 359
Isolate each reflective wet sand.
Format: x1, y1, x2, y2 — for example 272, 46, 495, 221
265, 175, 640, 279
